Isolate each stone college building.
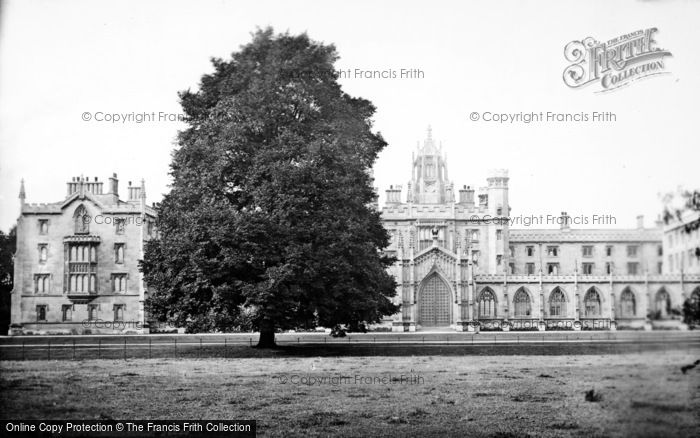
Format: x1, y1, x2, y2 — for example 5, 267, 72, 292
9, 175, 156, 334
8, 129, 700, 333
382, 128, 700, 331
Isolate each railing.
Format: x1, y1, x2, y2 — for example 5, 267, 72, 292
509, 319, 540, 331
544, 319, 576, 330
579, 318, 611, 330
473, 318, 612, 331
2, 331, 698, 361
475, 319, 503, 330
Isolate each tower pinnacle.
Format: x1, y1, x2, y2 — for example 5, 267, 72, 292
19, 179, 26, 204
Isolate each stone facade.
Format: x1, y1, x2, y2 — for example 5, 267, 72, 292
663, 209, 700, 275
8, 131, 699, 335
10, 174, 156, 334
382, 129, 700, 332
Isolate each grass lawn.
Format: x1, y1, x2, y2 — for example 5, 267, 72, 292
1, 350, 699, 437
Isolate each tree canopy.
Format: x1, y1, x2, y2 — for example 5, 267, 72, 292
140, 28, 398, 346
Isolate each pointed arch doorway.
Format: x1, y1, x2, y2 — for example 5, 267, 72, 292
418, 273, 452, 327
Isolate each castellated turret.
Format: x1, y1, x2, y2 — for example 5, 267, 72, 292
487, 169, 509, 216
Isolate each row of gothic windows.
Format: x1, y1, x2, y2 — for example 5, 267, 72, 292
69, 244, 97, 262
68, 274, 97, 293
36, 304, 126, 322
33, 273, 128, 293
516, 261, 656, 275
523, 245, 642, 258
38, 243, 125, 264
476, 286, 688, 319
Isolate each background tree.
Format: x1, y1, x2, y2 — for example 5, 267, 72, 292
661, 188, 700, 326
0, 226, 17, 335
140, 28, 398, 346
682, 295, 700, 328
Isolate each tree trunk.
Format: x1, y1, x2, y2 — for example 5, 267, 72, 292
256, 320, 276, 348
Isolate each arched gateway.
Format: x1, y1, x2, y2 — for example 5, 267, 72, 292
418, 273, 452, 327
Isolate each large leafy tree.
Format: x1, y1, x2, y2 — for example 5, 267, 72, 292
141, 28, 398, 346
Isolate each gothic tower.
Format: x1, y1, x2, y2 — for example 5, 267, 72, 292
409, 126, 453, 204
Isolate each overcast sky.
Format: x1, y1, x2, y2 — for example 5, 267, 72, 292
1, 0, 698, 233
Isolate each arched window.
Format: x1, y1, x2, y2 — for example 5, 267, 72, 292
583, 288, 602, 317
74, 205, 89, 234
549, 287, 567, 317
655, 288, 671, 318
37, 305, 47, 321
114, 305, 124, 322
513, 288, 531, 317
619, 288, 636, 317
116, 245, 124, 263
62, 305, 72, 322
478, 288, 496, 318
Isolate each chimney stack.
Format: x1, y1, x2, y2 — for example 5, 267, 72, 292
655, 214, 664, 228
385, 185, 402, 204
636, 214, 644, 229
560, 211, 570, 230
108, 173, 119, 196
478, 192, 488, 208
459, 185, 475, 206
128, 181, 142, 201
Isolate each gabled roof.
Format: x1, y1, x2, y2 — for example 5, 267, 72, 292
60, 191, 105, 210
414, 244, 457, 262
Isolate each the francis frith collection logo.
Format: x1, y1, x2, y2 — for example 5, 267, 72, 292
563, 28, 672, 92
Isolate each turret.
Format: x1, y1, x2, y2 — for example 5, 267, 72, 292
140, 179, 148, 214
486, 169, 509, 216
408, 126, 452, 204
445, 182, 454, 203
